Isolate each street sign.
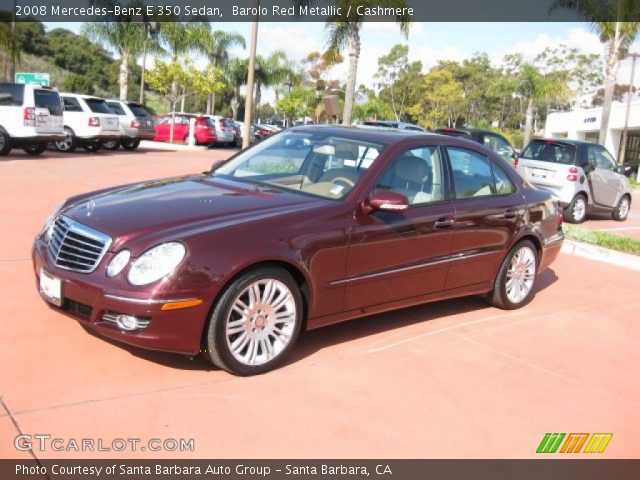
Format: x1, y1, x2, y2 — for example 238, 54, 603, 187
14, 72, 50, 87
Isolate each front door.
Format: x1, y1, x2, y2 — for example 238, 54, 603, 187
587, 144, 623, 207
345, 146, 455, 311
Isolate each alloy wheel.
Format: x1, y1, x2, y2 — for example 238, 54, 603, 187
56, 135, 72, 151
619, 197, 630, 219
225, 279, 297, 366
505, 245, 536, 304
572, 197, 586, 222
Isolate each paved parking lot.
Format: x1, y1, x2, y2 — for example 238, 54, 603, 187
1, 148, 639, 459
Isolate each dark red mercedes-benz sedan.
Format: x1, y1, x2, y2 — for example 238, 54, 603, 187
33, 125, 564, 375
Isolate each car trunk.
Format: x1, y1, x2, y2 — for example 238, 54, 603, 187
33, 89, 63, 134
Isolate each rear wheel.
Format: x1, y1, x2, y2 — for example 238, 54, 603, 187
121, 138, 140, 150
22, 142, 47, 155
83, 141, 101, 152
54, 127, 77, 153
488, 240, 538, 310
101, 138, 120, 151
0, 129, 12, 156
204, 267, 303, 376
563, 194, 587, 224
613, 195, 631, 221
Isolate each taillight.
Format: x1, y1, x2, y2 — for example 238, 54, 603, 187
130, 119, 140, 128
88, 117, 100, 127
569, 166, 578, 173
567, 174, 578, 181
556, 204, 563, 226
514, 158, 519, 167
23, 107, 35, 127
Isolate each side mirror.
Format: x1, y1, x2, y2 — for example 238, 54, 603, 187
363, 190, 409, 214
615, 165, 626, 175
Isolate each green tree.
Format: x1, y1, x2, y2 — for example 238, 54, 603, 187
406, 69, 466, 129
550, 0, 640, 143
227, 58, 248, 120
0, 19, 20, 82
326, 0, 410, 125
146, 58, 189, 142
202, 29, 246, 114
254, 50, 296, 120
276, 87, 315, 124
374, 44, 422, 121
518, 63, 569, 145
82, 22, 145, 100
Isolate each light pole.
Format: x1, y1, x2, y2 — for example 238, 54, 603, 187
242, 2, 260, 150
618, 53, 639, 165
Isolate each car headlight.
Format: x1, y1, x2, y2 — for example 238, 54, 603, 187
106, 250, 131, 277
127, 242, 186, 286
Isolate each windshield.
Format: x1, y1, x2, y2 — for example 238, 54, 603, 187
521, 140, 576, 165
85, 98, 112, 114
211, 131, 385, 200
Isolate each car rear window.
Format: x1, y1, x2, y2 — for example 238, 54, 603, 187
0, 83, 25, 106
106, 101, 126, 115
204, 117, 215, 127
521, 140, 576, 165
84, 98, 112, 114
129, 104, 152, 118
34, 89, 63, 116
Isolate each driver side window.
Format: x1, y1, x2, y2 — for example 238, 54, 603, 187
375, 147, 444, 206
593, 146, 616, 171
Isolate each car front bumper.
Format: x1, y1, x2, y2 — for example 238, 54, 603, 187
32, 237, 210, 355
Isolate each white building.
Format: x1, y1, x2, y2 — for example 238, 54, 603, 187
544, 99, 640, 163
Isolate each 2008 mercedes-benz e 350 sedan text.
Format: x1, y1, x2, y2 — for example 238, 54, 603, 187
33, 126, 564, 375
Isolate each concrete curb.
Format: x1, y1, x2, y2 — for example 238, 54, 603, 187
561, 239, 640, 272
139, 140, 208, 151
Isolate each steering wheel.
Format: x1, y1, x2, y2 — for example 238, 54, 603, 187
332, 177, 355, 187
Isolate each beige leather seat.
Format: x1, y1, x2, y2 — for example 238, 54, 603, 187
392, 154, 433, 204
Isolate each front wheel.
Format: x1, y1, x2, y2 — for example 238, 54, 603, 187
613, 195, 631, 221
488, 240, 538, 310
563, 194, 587, 224
204, 267, 303, 376
22, 142, 47, 155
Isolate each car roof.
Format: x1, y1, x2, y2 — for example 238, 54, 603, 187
528, 138, 592, 147
287, 124, 442, 144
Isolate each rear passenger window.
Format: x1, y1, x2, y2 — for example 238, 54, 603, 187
447, 147, 495, 198
492, 162, 516, 195
62, 97, 83, 112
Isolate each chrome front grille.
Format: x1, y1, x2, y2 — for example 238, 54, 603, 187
47, 216, 112, 273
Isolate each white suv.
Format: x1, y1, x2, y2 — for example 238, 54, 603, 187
54, 93, 121, 152
103, 99, 156, 151
0, 82, 65, 156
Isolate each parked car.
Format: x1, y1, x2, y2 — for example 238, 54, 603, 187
34, 126, 564, 375
516, 138, 632, 223
205, 115, 236, 147
103, 100, 156, 151
153, 113, 217, 146
231, 120, 258, 147
0, 82, 65, 156
363, 120, 425, 131
435, 127, 517, 163
54, 93, 121, 152
254, 123, 279, 141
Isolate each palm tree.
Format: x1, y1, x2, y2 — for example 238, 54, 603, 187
227, 58, 248, 120
550, 0, 640, 145
253, 50, 296, 121
0, 17, 20, 82
203, 29, 246, 114
518, 64, 569, 145
326, 0, 410, 125
83, 22, 145, 100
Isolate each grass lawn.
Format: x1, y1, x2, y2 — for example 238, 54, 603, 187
564, 225, 640, 256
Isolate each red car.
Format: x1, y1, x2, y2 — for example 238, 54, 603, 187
33, 126, 564, 375
153, 113, 217, 145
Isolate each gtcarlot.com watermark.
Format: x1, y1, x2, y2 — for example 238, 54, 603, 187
15, 434, 195, 453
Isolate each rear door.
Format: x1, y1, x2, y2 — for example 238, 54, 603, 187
586, 144, 623, 207
445, 146, 522, 289
33, 88, 63, 133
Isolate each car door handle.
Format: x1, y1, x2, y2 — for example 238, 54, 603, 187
435, 218, 455, 228
503, 209, 518, 219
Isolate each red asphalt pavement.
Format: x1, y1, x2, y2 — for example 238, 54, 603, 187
1, 147, 639, 459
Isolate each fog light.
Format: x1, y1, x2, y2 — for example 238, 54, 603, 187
116, 314, 139, 331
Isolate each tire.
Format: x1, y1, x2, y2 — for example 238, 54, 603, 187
563, 194, 587, 224
0, 129, 12, 156
488, 240, 538, 310
613, 195, 631, 222
54, 127, 77, 153
22, 142, 47, 155
121, 138, 140, 151
83, 141, 101, 152
101, 138, 120, 151
204, 267, 304, 376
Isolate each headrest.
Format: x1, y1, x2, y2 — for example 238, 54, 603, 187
335, 142, 360, 160
394, 155, 430, 183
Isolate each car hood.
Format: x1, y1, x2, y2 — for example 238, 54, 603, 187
61, 175, 326, 251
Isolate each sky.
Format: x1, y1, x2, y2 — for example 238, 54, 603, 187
44, 21, 640, 103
